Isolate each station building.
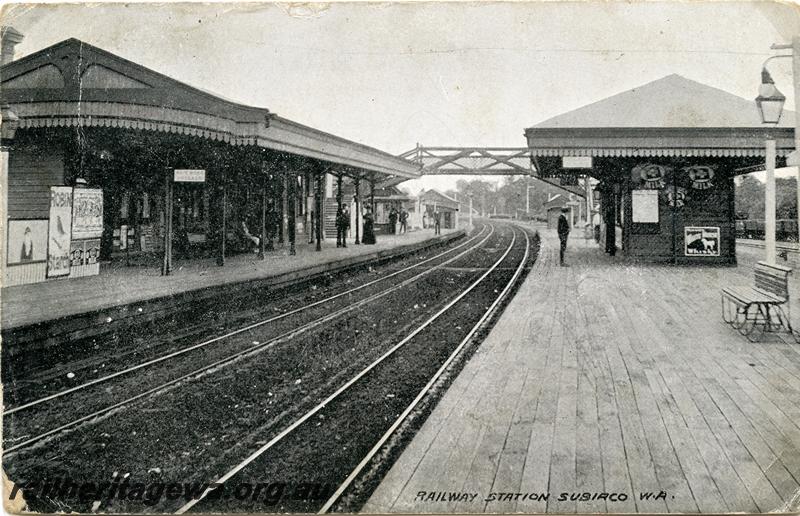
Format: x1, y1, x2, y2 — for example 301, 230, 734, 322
0, 34, 420, 286
526, 74, 795, 264
418, 189, 460, 229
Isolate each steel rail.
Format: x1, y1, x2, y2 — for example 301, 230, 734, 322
4, 225, 489, 417
318, 224, 530, 513
175, 225, 522, 514
4, 226, 497, 454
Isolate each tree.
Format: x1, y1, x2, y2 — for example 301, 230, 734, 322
735, 175, 764, 220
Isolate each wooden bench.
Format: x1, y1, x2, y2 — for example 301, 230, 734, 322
721, 261, 797, 342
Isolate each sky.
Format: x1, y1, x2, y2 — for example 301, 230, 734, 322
2, 1, 799, 191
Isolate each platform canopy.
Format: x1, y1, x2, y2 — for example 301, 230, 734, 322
0, 38, 421, 179
525, 74, 795, 160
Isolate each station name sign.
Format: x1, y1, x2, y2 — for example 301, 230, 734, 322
174, 169, 206, 183
562, 157, 593, 169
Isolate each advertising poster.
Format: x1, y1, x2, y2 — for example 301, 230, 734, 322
69, 240, 84, 268
70, 239, 101, 267
7, 219, 48, 265
631, 190, 659, 223
47, 186, 73, 277
71, 189, 104, 239
685, 226, 720, 256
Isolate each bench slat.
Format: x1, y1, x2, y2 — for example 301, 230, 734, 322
756, 261, 793, 274
722, 286, 784, 304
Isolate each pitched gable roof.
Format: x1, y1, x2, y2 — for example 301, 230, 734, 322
525, 74, 795, 159
1, 38, 421, 177
530, 74, 795, 130
1, 38, 272, 122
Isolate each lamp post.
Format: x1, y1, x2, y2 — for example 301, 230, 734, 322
757, 37, 797, 256
526, 181, 534, 217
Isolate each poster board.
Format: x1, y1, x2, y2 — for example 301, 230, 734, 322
631, 190, 659, 223
685, 226, 720, 256
69, 238, 101, 277
47, 186, 73, 277
7, 219, 48, 265
71, 189, 104, 239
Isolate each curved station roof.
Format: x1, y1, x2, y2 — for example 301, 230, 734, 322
525, 74, 795, 159
0, 38, 421, 179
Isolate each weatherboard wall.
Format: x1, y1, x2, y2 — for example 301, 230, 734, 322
621, 161, 736, 265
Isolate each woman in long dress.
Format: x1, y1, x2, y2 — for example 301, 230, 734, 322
362, 206, 376, 244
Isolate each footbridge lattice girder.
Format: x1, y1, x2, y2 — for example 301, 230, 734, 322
396, 145, 586, 198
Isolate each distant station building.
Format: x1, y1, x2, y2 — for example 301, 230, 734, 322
543, 193, 581, 230
525, 74, 795, 264
0, 33, 420, 286
418, 189, 460, 229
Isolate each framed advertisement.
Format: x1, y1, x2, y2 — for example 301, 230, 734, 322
70, 239, 101, 267
631, 190, 659, 223
47, 186, 73, 277
71, 189, 104, 240
7, 219, 48, 265
685, 226, 720, 257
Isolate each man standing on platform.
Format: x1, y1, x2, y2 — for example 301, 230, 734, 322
389, 207, 398, 235
399, 208, 408, 234
557, 207, 570, 266
336, 204, 350, 248
433, 209, 442, 235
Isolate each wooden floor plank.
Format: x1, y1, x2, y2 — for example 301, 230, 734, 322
367, 227, 800, 513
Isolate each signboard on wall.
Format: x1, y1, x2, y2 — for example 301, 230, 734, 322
562, 156, 592, 169
71, 189, 104, 239
631, 190, 659, 223
174, 169, 206, 182
47, 186, 73, 277
7, 219, 48, 265
685, 226, 720, 257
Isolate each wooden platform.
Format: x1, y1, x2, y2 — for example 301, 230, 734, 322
365, 225, 800, 514
0, 228, 460, 330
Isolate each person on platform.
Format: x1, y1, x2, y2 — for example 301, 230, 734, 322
362, 205, 376, 244
336, 204, 351, 248
557, 207, 571, 266
592, 211, 601, 244
399, 208, 408, 234
388, 207, 398, 235
422, 211, 428, 229
241, 220, 260, 253
433, 209, 442, 235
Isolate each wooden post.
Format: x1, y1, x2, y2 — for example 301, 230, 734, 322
217, 183, 226, 266
162, 168, 173, 276
336, 173, 343, 206
278, 173, 285, 244
671, 174, 678, 264
766, 138, 777, 265
315, 172, 322, 251
259, 172, 267, 260
266, 174, 275, 251
369, 177, 375, 213
287, 171, 296, 255
354, 177, 361, 245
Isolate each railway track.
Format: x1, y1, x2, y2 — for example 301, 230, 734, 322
3, 227, 488, 407
177, 223, 535, 514
3, 225, 496, 454
5, 221, 537, 514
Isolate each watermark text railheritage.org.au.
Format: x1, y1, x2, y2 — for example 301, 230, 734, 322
8, 478, 333, 506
